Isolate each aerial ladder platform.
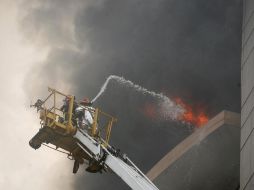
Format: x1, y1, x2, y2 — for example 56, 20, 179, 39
29, 88, 159, 190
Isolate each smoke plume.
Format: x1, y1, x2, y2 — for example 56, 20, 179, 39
18, 0, 242, 189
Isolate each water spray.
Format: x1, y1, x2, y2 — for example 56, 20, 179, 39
91, 75, 185, 120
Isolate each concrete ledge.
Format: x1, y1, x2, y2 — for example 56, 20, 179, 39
146, 110, 240, 181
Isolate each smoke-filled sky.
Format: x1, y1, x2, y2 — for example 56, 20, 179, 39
0, 0, 242, 189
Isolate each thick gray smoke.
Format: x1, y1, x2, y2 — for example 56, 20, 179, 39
19, 0, 242, 189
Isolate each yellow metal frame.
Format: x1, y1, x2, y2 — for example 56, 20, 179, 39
37, 87, 117, 144
38, 87, 76, 135
91, 108, 117, 146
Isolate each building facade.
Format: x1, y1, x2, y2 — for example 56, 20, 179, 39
241, 0, 254, 190
147, 111, 240, 190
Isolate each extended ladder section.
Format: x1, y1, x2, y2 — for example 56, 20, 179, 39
74, 130, 159, 190
30, 88, 159, 190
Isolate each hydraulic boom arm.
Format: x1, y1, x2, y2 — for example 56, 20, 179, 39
74, 130, 159, 190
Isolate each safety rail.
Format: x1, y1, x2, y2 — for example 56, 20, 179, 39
33, 87, 117, 144
36, 87, 75, 135
91, 108, 117, 146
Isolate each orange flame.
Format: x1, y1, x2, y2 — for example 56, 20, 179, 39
174, 97, 209, 127
141, 97, 209, 128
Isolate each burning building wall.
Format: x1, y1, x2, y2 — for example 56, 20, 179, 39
241, 1, 254, 190
147, 111, 240, 190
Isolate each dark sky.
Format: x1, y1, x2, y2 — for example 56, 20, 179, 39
20, 0, 242, 189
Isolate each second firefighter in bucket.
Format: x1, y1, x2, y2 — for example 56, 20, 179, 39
75, 98, 94, 130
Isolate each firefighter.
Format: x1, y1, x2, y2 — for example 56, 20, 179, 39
75, 98, 94, 130
60, 96, 78, 123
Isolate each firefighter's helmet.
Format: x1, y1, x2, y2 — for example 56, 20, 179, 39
80, 97, 91, 105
